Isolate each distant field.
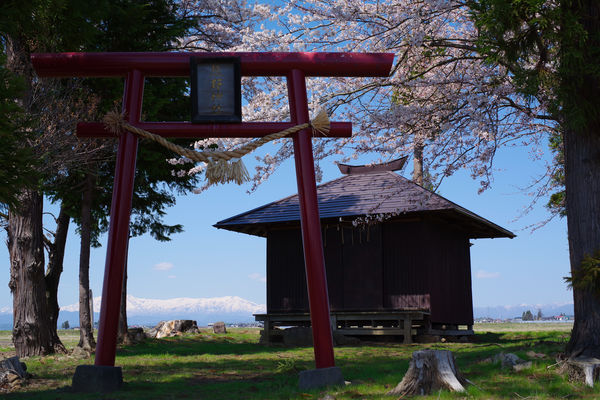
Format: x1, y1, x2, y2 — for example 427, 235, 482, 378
474, 322, 573, 332
0, 322, 573, 348
0, 330, 82, 351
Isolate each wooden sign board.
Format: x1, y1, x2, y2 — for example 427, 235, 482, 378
191, 57, 241, 123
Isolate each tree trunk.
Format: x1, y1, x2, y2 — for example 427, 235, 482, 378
563, 0, 600, 361
5, 36, 33, 107
5, 30, 61, 357
412, 142, 424, 186
7, 189, 58, 356
89, 288, 94, 329
563, 122, 600, 359
117, 240, 132, 345
387, 350, 467, 396
45, 205, 69, 352
78, 174, 96, 350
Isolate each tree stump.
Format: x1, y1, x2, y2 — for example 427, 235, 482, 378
0, 356, 29, 390
559, 356, 600, 387
0, 357, 28, 378
387, 350, 467, 396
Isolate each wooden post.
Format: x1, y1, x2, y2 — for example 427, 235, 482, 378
287, 69, 335, 369
403, 316, 412, 344
94, 70, 144, 367
264, 317, 271, 345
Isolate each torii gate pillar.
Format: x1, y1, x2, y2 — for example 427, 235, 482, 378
31, 52, 393, 392
288, 69, 336, 370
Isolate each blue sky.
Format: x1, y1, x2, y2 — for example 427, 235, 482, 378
0, 135, 571, 311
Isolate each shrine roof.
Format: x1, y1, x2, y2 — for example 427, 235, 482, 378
214, 169, 515, 239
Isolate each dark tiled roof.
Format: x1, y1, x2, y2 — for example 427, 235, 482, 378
215, 171, 515, 239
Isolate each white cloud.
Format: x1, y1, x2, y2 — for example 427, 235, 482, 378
168, 275, 176, 279
154, 262, 174, 271
249, 273, 266, 283
476, 269, 500, 279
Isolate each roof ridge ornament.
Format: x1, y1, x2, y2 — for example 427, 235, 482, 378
337, 157, 408, 175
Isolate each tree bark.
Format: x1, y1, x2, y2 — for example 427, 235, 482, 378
5, 30, 61, 357
7, 189, 58, 356
563, 123, 600, 358
78, 174, 96, 350
563, 0, 600, 361
117, 240, 132, 345
45, 205, 69, 352
5, 36, 33, 107
89, 288, 94, 329
412, 142, 424, 186
387, 350, 467, 396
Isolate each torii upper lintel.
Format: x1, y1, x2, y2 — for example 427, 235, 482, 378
32, 51, 393, 77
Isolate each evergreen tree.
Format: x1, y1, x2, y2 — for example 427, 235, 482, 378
1, 0, 109, 356
0, 0, 200, 355
470, 0, 600, 360
42, 0, 199, 350
522, 310, 534, 321
0, 51, 37, 210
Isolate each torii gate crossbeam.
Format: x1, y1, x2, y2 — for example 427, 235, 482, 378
31, 51, 393, 389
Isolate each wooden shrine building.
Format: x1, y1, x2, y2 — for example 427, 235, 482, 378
215, 159, 514, 342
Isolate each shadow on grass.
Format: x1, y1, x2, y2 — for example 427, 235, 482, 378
2, 330, 595, 400
3, 357, 309, 400
116, 336, 291, 358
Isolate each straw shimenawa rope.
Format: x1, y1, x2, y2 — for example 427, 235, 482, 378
103, 111, 330, 185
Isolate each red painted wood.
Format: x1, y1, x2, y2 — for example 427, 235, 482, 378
30, 50, 395, 374
288, 69, 335, 369
77, 121, 352, 138
31, 52, 394, 78
94, 70, 144, 367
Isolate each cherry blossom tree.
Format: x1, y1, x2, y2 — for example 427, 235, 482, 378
181, 0, 600, 366
238, 0, 596, 365
182, 0, 555, 196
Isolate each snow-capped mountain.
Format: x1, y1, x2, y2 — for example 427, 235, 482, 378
0, 295, 266, 329
61, 294, 266, 316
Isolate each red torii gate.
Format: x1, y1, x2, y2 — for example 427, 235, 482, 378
31, 52, 393, 390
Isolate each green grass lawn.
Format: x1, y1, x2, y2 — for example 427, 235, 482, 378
1, 323, 597, 399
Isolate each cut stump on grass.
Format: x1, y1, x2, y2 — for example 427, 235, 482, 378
559, 356, 600, 387
0, 356, 29, 390
0, 357, 27, 379
387, 350, 467, 397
